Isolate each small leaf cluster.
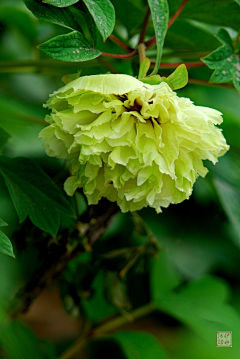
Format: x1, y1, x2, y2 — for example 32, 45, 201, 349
24, 0, 115, 61
0, 129, 76, 257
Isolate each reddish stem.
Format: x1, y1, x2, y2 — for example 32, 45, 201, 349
168, 0, 190, 29
188, 78, 234, 89
99, 1, 191, 64
139, 6, 151, 44
145, 0, 190, 48
101, 50, 138, 59
98, 57, 120, 74
233, 29, 240, 49
109, 34, 134, 52
151, 61, 206, 69
145, 36, 156, 48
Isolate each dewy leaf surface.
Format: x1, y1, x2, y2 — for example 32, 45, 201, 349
0, 218, 14, 258
43, 0, 79, 7
0, 157, 75, 236
82, 0, 115, 41
38, 31, 101, 61
71, 5, 98, 46
148, 0, 169, 75
202, 29, 240, 93
111, 331, 168, 359
24, 0, 81, 31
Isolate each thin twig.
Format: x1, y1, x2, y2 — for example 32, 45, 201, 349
109, 34, 134, 52
2, 110, 46, 125
8, 200, 119, 317
233, 29, 240, 49
150, 61, 206, 69
0, 59, 98, 69
145, 0, 190, 48
97, 57, 121, 73
188, 78, 234, 89
145, 36, 156, 48
168, 0, 190, 29
59, 321, 92, 359
101, 50, 138, 59
58, 302, 156, 359
139, 6, 150, 44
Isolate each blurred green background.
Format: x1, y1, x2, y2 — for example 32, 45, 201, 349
1, 0, 240, 358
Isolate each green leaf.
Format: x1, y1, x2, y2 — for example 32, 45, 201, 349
23, 0, 81, 32
0, 218, 14, 258
38, 31, 101, 62
140, 75, 162, 85
0, 218, 8, 227
0, 156, 75, 236
214, 177, 240, 245
148, 0, 169, 75
0, 232, 14, 258
111, 331, 168, 359
207, 153, 240, 246
169, 0, 240, 31
111, 0, 145, 32
151, 252, 181, 303
0, 320, 54, 359
43, 0, 79, 6
138, 57, 151, 79
164, 20, 220, 59
0, 127, 11, 151
61, 71, 81, 84
82, 0, 115, 41
167, 64, 188, 90
235, 0, 240, 4
202, 29, 240, 93
140, 75, 172, 87
70, 5, 98, 46
156, 276, 240, 342
81, 270, 116, 321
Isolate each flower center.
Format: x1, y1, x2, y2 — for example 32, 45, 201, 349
116, 94, 160, 125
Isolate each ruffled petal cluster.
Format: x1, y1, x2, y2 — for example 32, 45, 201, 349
39, 74, 229, 213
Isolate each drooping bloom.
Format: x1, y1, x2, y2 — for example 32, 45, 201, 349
39, 74, 229, 213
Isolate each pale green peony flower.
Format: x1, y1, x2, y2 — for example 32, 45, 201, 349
39, 74, 229, 213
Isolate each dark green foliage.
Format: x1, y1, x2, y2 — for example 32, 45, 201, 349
169, 0, 240, 30
24, 0, 82, 31
111, 331, 168, 359
1, 0, 240, 358
0, 217, 14, 257
0, 128, 10, 151
0, 157, 75, 236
